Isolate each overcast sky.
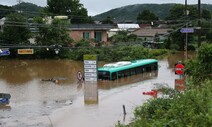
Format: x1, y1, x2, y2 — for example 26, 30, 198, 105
0, 0, 212, 16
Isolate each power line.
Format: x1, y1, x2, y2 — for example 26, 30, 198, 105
0, 8, 93, 19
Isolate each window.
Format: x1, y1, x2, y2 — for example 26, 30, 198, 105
98, 71, 110, 80
83, 32, 90, 40
112, 72, 117, 80
94, 32, 102, 42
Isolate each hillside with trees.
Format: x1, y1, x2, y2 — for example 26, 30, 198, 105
0, 3, 43, 18
93, 4, 212, 22
13, 2, 43, 16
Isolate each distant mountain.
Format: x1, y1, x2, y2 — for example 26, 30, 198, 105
0, 2, 43, 18
13, 2, 43, 17
93, 4, 212, 22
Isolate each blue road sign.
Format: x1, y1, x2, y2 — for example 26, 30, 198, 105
180, 28, 194, 33
0, 49, 10, 56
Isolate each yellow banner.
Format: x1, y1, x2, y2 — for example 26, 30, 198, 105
18, 49, 34, 55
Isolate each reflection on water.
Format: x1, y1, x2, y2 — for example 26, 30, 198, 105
0, 105, 11, 111
84, 82, 98, 104
0, 60, 83, 85
175, 79, 186, 91
167, 51, 196, 69
98, 71, 158, 89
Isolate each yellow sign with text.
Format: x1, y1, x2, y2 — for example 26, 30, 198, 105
83, 55, 97, 60
18, 49, 34, 55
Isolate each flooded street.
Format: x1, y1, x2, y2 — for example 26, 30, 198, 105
0, 53, 191, 127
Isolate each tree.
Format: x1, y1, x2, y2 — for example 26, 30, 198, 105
101, 16, 114, 24
206, 30, 212, 43
110, 31, 140, 45
34, 16, 73, 46
0, 5, 14, 19
46, 0, 93, 24
1, 13, 31, 44
202, 9, 211, 20
165, 4, 211, 20
111, 31, 128, 43
165, 4, 185, 20
137, 10, 158, 24
186, 43, 212, 84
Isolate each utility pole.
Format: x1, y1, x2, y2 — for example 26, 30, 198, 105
198, 0, 201, 47
185, 0, 187, 14
185, 0, 188, 61
17, 0, 22, 13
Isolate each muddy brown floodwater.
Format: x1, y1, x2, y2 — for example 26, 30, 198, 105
0, 52, 195, 127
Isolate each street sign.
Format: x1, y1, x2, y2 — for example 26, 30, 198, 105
18, 49, 34, 54
77, 71, 83, 81
175, 63, 185, 75
0, 49, 10, 56
83, 55, 98, 82
180, 28, 194, 33
84, 73, 97, 77
84, 60, 97, 64
84, 65, 97, 69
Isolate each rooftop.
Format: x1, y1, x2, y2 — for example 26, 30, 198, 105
69, 24, 117, 30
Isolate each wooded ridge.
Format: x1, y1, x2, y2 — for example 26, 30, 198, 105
93, 4, 212, 22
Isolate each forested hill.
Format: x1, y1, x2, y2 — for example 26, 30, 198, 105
0, 2, 43, 18
13, 2, 43, 17
93, 4, 212, 22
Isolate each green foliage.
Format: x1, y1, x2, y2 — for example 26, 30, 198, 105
206, 30, 212, 43
165, 4, 211, 20
70, 45, 168, 62
94, 4, 212, 22
202, 9, 211, 20
0, 5, 14, 18
1, 13, 31, 44
111, 31, 140, 43
75, 40, 92, 47
186, 43, 212, 84
101, 16, 114, 24
166, 28, 194, 51
149, 49, 168, 58
34, 17, 73, 46
137, 10, 158, 23
111, 31, 128, 43
165, 4, 199, 20
117, 79, 212, 127
127, 34, 138, 42
167, 80, 212, 127
116, 44, 212, 127
93, 4, 176, 22
46, 0, 93, 23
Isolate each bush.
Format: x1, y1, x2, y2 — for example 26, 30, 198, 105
68, 46, 169, 62
116, 44, 212, 127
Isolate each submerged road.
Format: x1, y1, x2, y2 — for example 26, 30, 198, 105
0, 59, 179, 127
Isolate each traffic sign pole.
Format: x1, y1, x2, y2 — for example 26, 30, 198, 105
181, 27, 194, 61
175, 62, 185, 78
